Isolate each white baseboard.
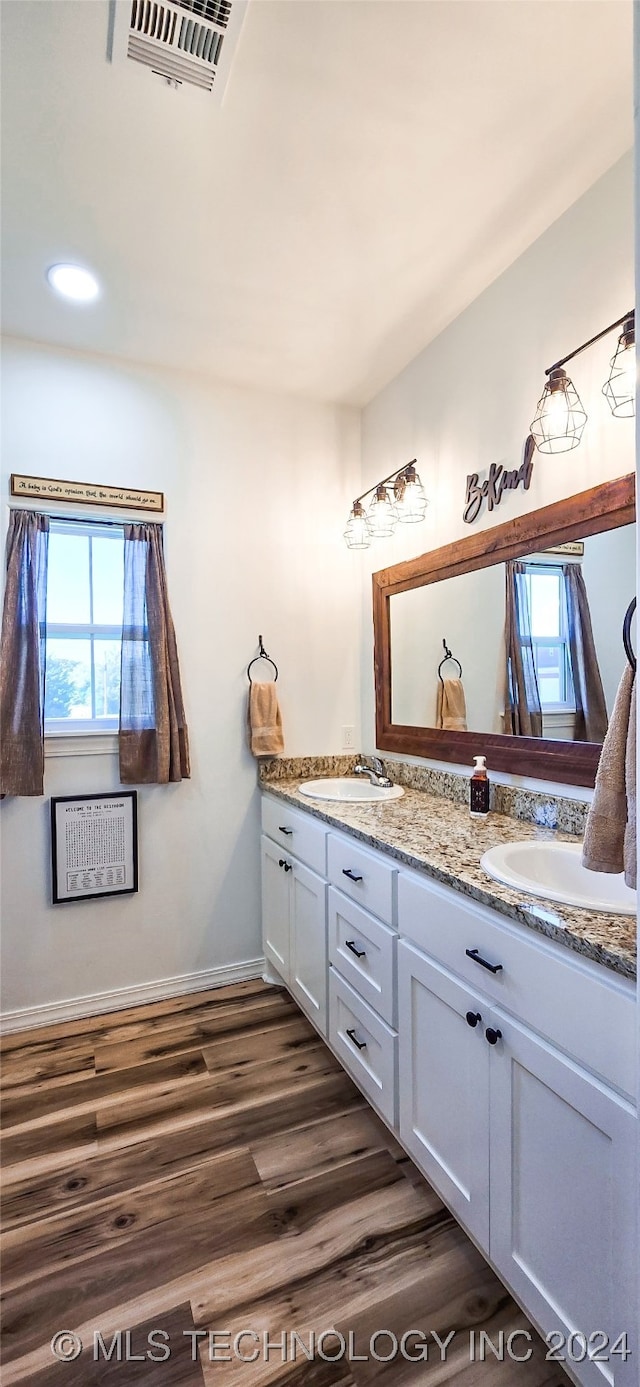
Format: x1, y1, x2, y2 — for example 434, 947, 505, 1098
0, 957, 267, 1035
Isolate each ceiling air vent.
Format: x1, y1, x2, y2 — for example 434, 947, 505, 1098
111, 0, 248, 99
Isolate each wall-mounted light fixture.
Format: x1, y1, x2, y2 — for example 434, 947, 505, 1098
602, 315, 635, 418
530, 309, 635, 454
344, 461, 428, 549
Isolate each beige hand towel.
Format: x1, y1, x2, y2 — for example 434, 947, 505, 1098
582, 665, 635, 879
436, 677, 467, 731
248, 681, 284, 757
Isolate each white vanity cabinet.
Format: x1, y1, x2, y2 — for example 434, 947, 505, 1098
260, 793, 637, 1387
261, 797, 328, 1035
397, 868, 637, 1387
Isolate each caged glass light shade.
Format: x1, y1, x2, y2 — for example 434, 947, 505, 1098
602, 317, 636, 418
393, 463, 428, 523
343, 500, 371, 549
530, 367, 587, 454
368, 484, 397, 538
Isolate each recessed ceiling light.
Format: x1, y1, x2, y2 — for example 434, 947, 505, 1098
46, 264, 100, 303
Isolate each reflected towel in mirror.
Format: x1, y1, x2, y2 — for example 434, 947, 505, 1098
436, 678, 467, 732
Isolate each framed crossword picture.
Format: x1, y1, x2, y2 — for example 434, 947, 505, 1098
51, 792, 138, 905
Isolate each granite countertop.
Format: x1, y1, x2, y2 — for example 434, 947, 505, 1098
263, 779, 636, 981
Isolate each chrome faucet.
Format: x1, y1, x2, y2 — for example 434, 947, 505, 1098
353, 757, 393, 788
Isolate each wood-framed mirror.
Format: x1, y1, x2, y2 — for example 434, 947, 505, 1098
373, 474, 635, 788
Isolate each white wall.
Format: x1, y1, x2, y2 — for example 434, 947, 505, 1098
359, 152, 635, 771
0, 338, 361, 1017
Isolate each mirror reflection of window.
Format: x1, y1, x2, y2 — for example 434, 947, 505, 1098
522, 565, 575, 711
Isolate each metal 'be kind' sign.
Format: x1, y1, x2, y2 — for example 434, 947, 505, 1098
463, 436, 535, 524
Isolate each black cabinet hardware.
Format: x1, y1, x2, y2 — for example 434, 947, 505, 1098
485, 1027, 502, 1045
278, 859, 292, 872
466, 1011, 482, 1027
278, 826, 293, 835
345, 939, 366, 958
466, 947, 503, 974
343, 869, 363, 883
346, 1027, 367, 1050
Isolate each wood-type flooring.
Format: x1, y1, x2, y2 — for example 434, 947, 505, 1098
0, 980, 566, 1385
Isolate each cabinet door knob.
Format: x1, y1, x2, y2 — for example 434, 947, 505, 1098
345, 939, 366, 959
465, 1010, 482, 1028
346, 1027, 367, 1051
343, 869, 363, 883
278, 826, 293, 835
278, 859, 292, 872
485, 1027, 502, 1045
466, 947, 503, 975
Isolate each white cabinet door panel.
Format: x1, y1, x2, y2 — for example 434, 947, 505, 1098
398, 940, 490, 1249
290, 861, 327, 1035
489, 1009, 637, 1387
261, 834, 291, 980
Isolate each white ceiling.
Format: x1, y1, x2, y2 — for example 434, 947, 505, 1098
1, 0, 633, 405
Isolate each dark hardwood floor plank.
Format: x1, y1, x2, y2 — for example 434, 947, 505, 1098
16, 1301, 206, 1387
249, 1107, 391, 1191
0, 979, 277, 1054
94, 992, 298, 1073
1, 1147, 261, 1290
0, 981, 566, 1387
1, 1050, 208, 1131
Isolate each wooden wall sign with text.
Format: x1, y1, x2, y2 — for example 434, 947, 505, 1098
463, 436, 535, 524
11, 474, 164, 514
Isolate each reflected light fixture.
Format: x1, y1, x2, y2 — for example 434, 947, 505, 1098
530, 308, 635, 454
343, 460, 428, 549
46, 263, 100, 302
602, 315, 636, 418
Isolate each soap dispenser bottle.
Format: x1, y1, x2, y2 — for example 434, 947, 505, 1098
470, 756, 490, 818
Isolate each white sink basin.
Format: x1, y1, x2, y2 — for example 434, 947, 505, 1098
481, 841, 636, 915
299, 778, 404, 804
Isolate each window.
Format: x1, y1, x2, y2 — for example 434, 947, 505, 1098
521, 563, 575, 711
45, 520, 124, 733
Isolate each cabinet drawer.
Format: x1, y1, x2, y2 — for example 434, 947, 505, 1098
262, 794, 327, 875
327, 832, 396, 926
398, 866, 636, 1099
329, 970, 397, 1126
328, 888, 396, 1025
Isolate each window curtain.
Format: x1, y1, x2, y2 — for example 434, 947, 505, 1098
563, 564, 608, 744
504, 560, 543, 738
119, 523, 190, 785
0, 511, 49, 796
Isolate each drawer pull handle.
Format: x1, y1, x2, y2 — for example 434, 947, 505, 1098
465, 1010, 482, 1028
345, 939, 366, 959
346, 1027, 367, 1051
278, 859, 292, 872
485, 1027, 502, 1046
343, 869, 363, 883
466, 947, 503, 975
278, 826, 293, 835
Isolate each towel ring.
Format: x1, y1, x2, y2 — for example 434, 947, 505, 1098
623, 598, 636, 673
438, 638, 462, 684
247, 635, 278, 683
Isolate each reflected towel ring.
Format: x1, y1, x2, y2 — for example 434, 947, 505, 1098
623, 598, 636, 673
247, 635, 279, 683
438, 638, 462, 684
